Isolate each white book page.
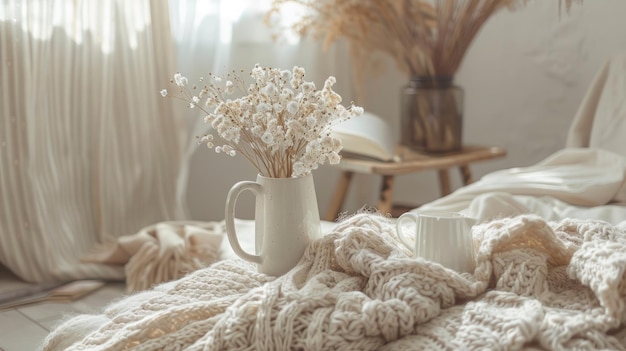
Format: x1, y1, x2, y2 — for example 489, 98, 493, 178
331, 111, 396, 161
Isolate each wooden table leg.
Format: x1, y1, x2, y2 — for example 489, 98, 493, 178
376, 175, 395, 216
324, 171, 354, 221
437, 169, 451, 196
459, 165, 473, 185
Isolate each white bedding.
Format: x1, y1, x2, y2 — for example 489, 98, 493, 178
42, 147, 626, 351
42, 213, 626, 350
415, 147, 626, 226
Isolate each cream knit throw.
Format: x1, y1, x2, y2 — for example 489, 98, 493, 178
43, 213, 626, 351
81, 221, 225, 293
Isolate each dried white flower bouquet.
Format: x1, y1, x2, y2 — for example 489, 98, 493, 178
163, 64, 363, 178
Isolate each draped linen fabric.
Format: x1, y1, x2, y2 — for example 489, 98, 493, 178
566, 51, 626, 157
0, 0, 189, 282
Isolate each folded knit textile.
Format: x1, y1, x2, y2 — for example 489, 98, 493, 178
43, 213, 626, 350
82, 221, 224, 292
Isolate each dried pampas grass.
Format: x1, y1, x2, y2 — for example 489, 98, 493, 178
266, 0, 581, 85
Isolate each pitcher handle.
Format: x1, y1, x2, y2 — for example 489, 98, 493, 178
225, 181, 263, 264
396, 213, 419, 253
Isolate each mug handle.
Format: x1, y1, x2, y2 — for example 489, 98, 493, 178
225, 181, 263, 264
396, 213, 419, 253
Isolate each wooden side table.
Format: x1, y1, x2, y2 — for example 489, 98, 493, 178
325, 145, 507, 220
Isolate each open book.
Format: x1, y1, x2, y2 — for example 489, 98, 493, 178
331, 111, 396, 161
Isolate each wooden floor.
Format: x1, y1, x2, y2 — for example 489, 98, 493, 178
0, 267, 125, 351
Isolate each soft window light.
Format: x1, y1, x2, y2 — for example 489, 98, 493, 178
2, 0, 151, 54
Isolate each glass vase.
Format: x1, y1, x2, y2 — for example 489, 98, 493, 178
400, 76, 464, 153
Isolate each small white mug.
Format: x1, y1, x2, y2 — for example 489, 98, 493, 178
396, 211, 476, 273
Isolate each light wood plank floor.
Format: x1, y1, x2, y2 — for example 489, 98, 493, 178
0, 266, 125, 351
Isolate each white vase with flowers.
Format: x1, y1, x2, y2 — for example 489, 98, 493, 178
163, 64, 363, 275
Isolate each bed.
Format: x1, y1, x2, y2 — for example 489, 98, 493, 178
41, 53, 626, 350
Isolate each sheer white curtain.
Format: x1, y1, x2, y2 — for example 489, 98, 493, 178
0, 0, 354, 283
0, 0, 189, 282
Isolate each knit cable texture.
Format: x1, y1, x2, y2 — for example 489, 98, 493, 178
42, 213, 626, 350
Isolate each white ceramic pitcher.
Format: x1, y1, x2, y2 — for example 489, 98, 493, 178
225, 173, 322, 276
396, 211, 477, 273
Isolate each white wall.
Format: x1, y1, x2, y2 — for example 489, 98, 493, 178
185, 1, 626, 221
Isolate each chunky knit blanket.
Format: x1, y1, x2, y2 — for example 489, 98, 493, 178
43, 213, 626, 351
